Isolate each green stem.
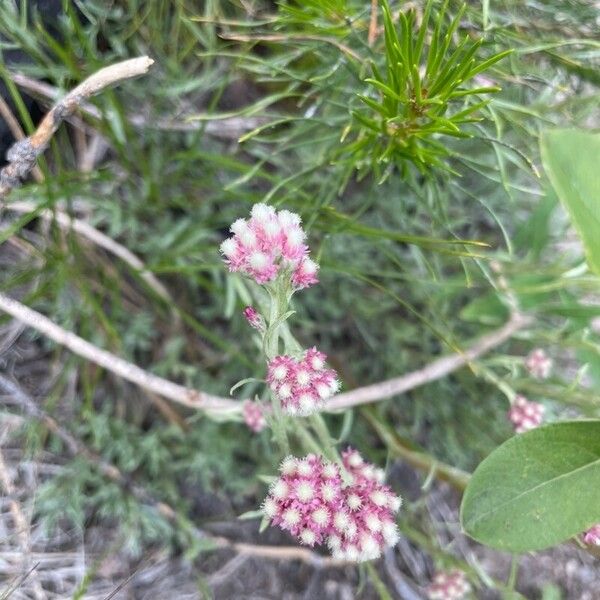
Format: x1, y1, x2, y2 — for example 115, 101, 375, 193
309, 413, 341, 463
363, 408, 471, 492
294, 423, 323, 455
473, 363, 517, 402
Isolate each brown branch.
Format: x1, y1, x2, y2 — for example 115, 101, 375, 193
0, 57, 154, 199
0, 292, 238, 416
326, 312, 533, 411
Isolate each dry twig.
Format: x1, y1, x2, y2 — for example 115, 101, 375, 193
0, 57, 154, 198
327, 312, 532, 411
368, 0, 379, 46
0, 292, 238, 416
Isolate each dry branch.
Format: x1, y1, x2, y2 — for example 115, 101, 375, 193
327, 312, 532, 411
0, 292, 238, 415
0, 57, 154, 198
0, 57, 533, 421
0, 292, 531, 418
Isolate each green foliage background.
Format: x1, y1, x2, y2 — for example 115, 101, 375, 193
1, 0, 599, 592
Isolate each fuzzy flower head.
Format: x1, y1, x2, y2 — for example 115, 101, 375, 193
525, 348, 553, 380
267, 348, 339, 416
263, 454, 343, 547
426, 570, 471, 600
220, 203, 319, 289
243, 306, 265, 333
263, 450, 401, 562
583, 524, 600, 546
508, 395, 545, 434
327, 449, 402, 562
243, 400, 267, 433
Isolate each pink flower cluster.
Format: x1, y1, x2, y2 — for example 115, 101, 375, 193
267, 348, 339, 416
263, 454, 343, 547
243, 400, 267, 433
507, 395, 545, 434
525, 348, 552, 379
426, 570, 471, 600
263, 450, 401, 562
583, 524, 600, 546
328, 449, 402, 562
220, 203, 319, 289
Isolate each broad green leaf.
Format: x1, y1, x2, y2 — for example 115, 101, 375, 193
541, 129, 600, 274
460, 420, 600, 552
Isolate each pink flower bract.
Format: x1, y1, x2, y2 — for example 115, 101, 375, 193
243, 306, 265, 332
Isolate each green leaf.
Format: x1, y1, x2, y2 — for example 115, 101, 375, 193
460, 420, 600, 552
237, 509, 264, 520
541, 128, 600, 274
229, 377, 261, 395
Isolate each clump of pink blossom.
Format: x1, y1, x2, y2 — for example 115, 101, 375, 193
243, 400, 267, 433
525, 348, 553, 379
507, 395, 545, 434
426, 570, 471, 600
220, 203, 319, 289
327, 449, 402, 562
243, 306, 265, 332
583, 524, 600, 546
262, 454, 343, 547
266, 348, 339, 416
263, 450, 401, 562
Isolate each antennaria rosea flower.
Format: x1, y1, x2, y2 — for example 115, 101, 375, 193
327, 449, 401, 562
266, 348, 339, 416
507, 395, 545, 434
263, 454, 343, 547
583, 524, 600, 546
243, 306, 265, 332
263, 450, 401, 562
220, 203, 319, 289
426, 570, 471, 600
243, 400, 267, 433
525, 348, 553, 380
